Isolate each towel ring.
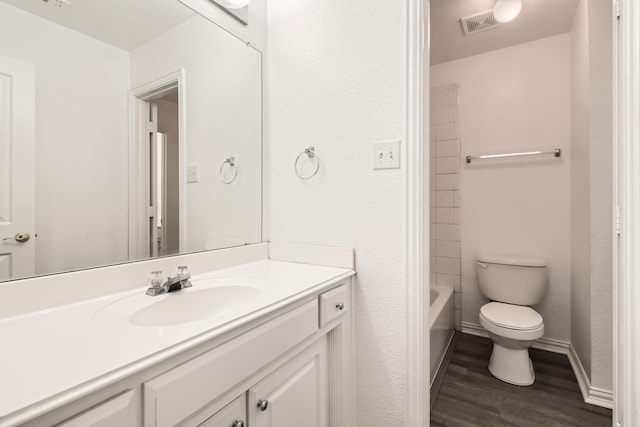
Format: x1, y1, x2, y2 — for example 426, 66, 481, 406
219, 156, 238, 184
294, 147, 320, 180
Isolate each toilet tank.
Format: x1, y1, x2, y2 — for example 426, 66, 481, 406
476, 255, 547, 306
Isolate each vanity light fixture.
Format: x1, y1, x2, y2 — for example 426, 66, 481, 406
218, 0, 250, 9
493, 0, 522, 23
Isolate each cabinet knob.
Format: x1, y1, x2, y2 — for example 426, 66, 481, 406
257, 399, 269, 411
335, 302, 345, 311
231, 421, 244, 427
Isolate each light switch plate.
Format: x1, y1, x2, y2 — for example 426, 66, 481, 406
373, 140, 401, 170
187, 164, 199, 183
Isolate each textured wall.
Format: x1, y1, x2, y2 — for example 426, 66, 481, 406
587, 0, 613, 390
432, 34, 572, 342
570, 0, 613, 390
264, 1, 407, 425
570, 0, 593, 385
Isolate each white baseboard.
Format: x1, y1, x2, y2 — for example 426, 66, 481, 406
460, 321, 613, 409
567, 345, 614, 409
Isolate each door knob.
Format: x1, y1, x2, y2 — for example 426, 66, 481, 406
2, 232, 30, 243
257, 399, 269, 411
336, 302, 345, 310
231, 421, 244, 427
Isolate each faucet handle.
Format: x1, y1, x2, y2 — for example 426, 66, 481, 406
176, 265, 190, 277
149, 271, 163, 288
176, 266, 192, 288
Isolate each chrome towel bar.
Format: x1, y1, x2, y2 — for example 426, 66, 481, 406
466, 148, 561, 164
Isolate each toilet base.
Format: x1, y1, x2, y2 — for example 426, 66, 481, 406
487, 341, 535, 386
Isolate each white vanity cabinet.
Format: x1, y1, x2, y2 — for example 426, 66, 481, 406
143, 300, 322, 427
142, 280, 351, 427
6, 270, 354, 427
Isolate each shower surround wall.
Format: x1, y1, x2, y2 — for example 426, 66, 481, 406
430, 84, 462, 329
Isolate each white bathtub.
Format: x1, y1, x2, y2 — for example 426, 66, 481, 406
430, 286, 455, 385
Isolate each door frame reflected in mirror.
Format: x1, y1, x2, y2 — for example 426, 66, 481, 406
129, 69, 187, 262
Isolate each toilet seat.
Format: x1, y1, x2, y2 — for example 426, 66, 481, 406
480, 302, 544, 340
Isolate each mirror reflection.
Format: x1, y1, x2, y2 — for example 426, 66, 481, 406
0, 0, 262, 282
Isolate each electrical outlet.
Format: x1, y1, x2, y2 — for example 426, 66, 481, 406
187, 164, 199, 183
373, 140, 401, 170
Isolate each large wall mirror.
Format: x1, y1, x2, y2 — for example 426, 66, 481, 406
0, 0, 262, 282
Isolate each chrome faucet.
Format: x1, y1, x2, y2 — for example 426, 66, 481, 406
146, 266, 192, 296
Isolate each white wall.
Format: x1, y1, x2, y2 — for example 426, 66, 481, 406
0, 2, 130, 275
586, 0, 612, 391
570, 0, 593, 386
130, 15, 262, 253
570, 0, 613, 391
264, 1, 407, 425
432, 35, 572, 341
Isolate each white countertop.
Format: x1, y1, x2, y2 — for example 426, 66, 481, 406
0, 259, 354, 423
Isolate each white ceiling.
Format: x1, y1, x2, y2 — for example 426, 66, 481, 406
1, 0, 196, 51
430, 0, 580, 65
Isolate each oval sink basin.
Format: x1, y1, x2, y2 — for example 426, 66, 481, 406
129, 285, 261, 327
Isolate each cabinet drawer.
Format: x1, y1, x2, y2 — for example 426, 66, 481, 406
319, 284, 349, 328
144, 300, 318, 427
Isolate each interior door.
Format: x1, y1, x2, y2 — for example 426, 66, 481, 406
147, 102, 159, 258
0, 54, 35, 281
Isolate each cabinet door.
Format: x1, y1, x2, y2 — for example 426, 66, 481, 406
198, 395, 246, 427
249, 340, 327, 427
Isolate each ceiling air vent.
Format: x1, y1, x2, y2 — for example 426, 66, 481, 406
460, 10, 499, 36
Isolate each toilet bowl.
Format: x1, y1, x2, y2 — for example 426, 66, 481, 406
476, 255, 547, 386
479, 302, 544, 385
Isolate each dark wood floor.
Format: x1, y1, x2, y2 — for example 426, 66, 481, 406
430, 333, 612, 427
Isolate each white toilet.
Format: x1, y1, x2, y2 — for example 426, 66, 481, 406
476, 255, 547, 386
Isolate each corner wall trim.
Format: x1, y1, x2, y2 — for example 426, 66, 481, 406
405, 0, 427, 425
460, 322, 613, 409
567, 345, 614, 409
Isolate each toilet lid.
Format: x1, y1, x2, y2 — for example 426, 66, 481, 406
480, 302, 543, 330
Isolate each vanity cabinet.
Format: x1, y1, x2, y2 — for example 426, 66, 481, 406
143, 300, 320, 427
15, 279, 353, 427
141, 280, 350, 427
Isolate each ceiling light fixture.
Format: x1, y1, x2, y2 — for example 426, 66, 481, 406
218, 0, 250, 9
493, 0, 522, 23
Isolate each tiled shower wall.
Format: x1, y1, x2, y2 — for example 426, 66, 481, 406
430, 84, 462, 329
